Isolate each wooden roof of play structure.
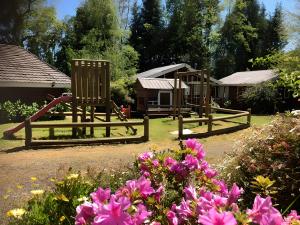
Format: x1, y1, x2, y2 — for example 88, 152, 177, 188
0, 44, 70, 88
219, 70, 278, 86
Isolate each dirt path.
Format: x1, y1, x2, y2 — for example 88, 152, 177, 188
0, 137, 235, 223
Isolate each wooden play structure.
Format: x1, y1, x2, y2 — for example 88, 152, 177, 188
22, 59, 149, 146
172, 70, 251, 139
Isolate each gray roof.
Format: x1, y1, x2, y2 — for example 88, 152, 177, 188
0, 44, 71, 88
137, 63, 192, 78
219, 70, 278, 86
138, 78, 188, 90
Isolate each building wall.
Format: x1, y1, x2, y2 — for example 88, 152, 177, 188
0, 87, 67, 104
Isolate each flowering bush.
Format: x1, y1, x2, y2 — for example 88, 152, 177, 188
75, 139, 299, 225
218, 115, 300, 210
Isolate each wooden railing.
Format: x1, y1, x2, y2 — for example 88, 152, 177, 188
25, 117, 149, 147
178, 108, 251, 139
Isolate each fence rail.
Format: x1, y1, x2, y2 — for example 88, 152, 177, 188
25, 117, 149, 147
178, 108, 251, 139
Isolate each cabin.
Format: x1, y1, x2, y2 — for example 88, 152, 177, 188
135, 64, 220, 115
0, 44, 71, 104
217, 70, 278, 104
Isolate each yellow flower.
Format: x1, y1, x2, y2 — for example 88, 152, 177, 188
17, 184, 23, 189
6, 208, 26, 219
49, 178, 56, 182
55, 194, 69, 202
3, 194, 9, 200
31, 177, 37, 181
66, 173, 79, 180
77, 196, 88, 202
59, 215, 66, 222
30, 189, 44, 195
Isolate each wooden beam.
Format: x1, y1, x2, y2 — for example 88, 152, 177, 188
30, 121, 145, 128
25, 118, 32, 147
105, 62, 111, 137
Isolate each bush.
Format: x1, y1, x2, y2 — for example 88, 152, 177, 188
240, 82, 280, 114
218, 114, 300, 211
7, 140, 300, 224
0, 100, 40, 123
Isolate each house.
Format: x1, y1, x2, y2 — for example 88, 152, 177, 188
0, 44, 71, 104
217, 70, 278, 103
135, 64, 220, 113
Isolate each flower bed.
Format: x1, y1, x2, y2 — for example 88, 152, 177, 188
74, 139, 299, 225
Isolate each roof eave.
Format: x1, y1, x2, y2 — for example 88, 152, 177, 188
0, 81, 71, 88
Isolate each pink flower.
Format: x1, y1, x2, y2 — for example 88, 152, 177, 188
247, 195, 282, 224
75, 202, 94, 225
152, 159, 159, 167
212, 179, 228, 196
205, 168, 218, 178
132, 204, 152, 225
200, 161, 209, 170
138, 152, 153, 162
198, 208, 237, 225
185, 139, 198, 150
93, 195, 132, 225
164, 157, 177, 169
184, 185, 198, 200
260, 213, 283, 225
185, 139, 205, 160
227, 183, 243, 206
154, 185, 164, 202
125, 176, 155, 199
284, 210, 300, 224
176, 199, 193, 218
182, 154, 199, 170
149, 222, 161, 225
167, 210, 178, 225
91, 188, 111, 204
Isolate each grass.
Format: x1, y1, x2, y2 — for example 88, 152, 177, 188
0, 114, 274, 151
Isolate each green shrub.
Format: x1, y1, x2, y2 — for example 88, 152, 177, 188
240, 82, 280, 114
218, 114, 300, 210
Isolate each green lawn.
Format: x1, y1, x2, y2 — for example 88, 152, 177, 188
0, 114, 274, 151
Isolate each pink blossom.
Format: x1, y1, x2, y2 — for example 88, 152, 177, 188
247, 195, 282, 224
91, 188, 111, 204
212, 179, 228, 196
184, 185, 198, 200
167, 210, 178, 225
185, 139, 198, 150
200, 161, 209, 170
176, 199, 193, 218
182, 154, 199, 170
260, 213, 283, 225
75, 202, 94, 225
93, 195, 132, 225
205, 168, 218, 178
198, 208, 237, 225
227, 183, 243, 206
149, 222, 161, 225
138, 152, 153, 162
170, 163, 188, 178
154, 185, 164, 202
284, 210, 300, 224
132, 204, 152, 225
164, 157, 177, 169
152, 159, 159, 167
125, 176, 155, 199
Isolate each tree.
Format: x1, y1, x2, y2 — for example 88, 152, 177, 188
23, 6, 63, 65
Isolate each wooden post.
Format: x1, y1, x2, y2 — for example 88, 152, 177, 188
247, 108, 251, 125
82, 106, 86, 136
25, 118, 32, 147
178, 74, 182, 116
105, 62, 111, 137
178, 114, 183, 140
199, 72, 204, 125
49, 127, 54, 139
143, 116, 149, 141
205, 70, 211, 116
71, 60, 78, 138
208, 114, 213, 133
90, 106, 95, 137
173, 73, 178, 120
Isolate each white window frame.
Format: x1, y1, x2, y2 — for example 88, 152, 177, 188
158, 90, 172, 106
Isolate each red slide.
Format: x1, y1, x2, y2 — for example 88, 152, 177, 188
3, 95, 72, 138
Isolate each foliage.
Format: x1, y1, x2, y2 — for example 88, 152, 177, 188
0, 100, 68, 123
0, 100, 40, 122
111, 78, 136, 105
240, 81, 279, 114
252, 49, 300, 98
214, 0, 286, 78
218, 115, 300, 211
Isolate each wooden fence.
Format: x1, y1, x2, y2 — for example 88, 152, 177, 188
25, 117, 149, 147
178, 108, 251, 139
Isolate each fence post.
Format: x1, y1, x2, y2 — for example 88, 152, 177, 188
49, 127, 54, 139
178, 115, 183, 139
143, 116, 149, 141
247, 108, 251, 125
208, 114, 213, 133
25, 118, 32, 147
